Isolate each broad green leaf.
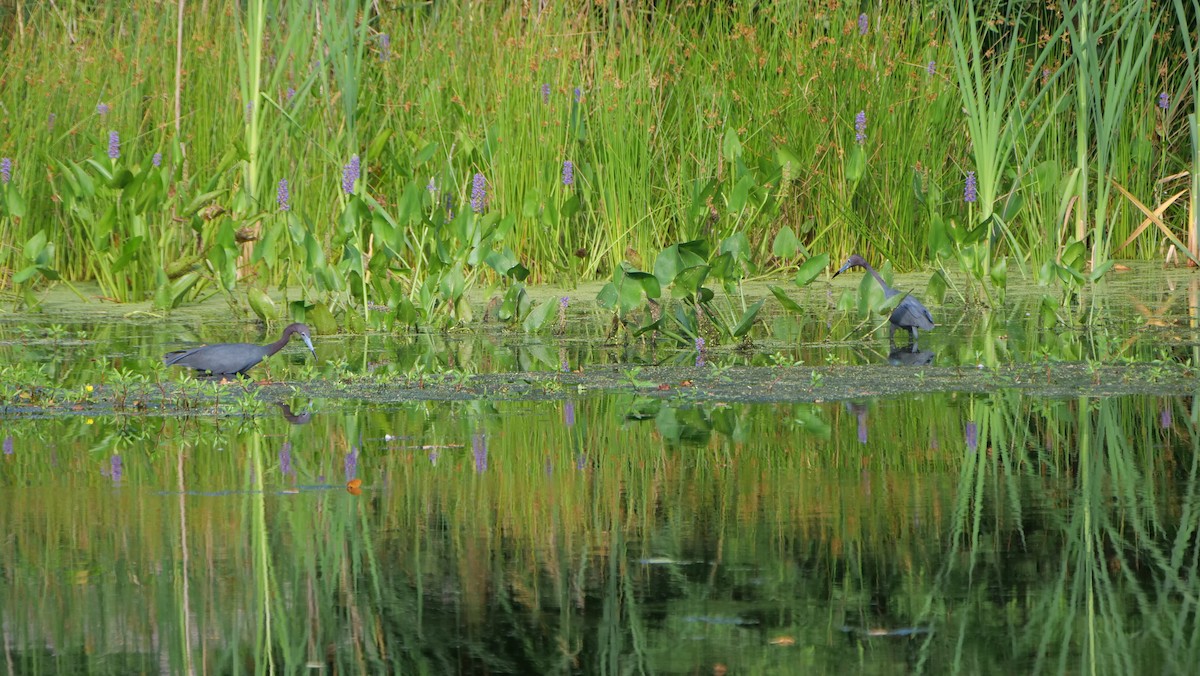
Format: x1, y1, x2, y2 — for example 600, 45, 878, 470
990, 256, 1008, 289
794, 253, 830, 287
248, 288, 277, 321
772, 226, 800, 259
5, 187, 26, 217
522, 299, 555, 333
926, 270, 948, 304
845, 145, 866, 184
597, 282, 618, 309
769, 285, 803, 313
722, 128, 743, 161
731, 299, 765, 338
628, 270, 661, 299
1089, 260, 1114, 283
671, 265, 710, 299
367, 128, 394, 163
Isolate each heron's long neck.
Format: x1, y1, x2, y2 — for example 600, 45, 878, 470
268, 331, 292, 355
863, 264, 889, 292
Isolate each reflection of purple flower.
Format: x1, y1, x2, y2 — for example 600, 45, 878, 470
545, 459, 553, 475
0, 158, 10, 184
576, 453, 587, 470
854, 111, 866, 145
342, 154, 361, 195
152, 152, 162, 167
965, 421, 978, 453
1158, 92, 1169, 110
280, 442, 292, 475
562, 160, 574, 186
110, 455, 123, 483
429, 450, 439, 465
541, 83, 551, 104
2, 435, 12, 455
108, 131, 120, 159
48, 113, 56, 130
277, 178, 291, 211
344, 446, 358, 481
564, 401, 575, 427
470, 173, 486, 213
858, 13, 868, 35
473, 433, 488, 473
695, 336, 706, 367
857, 411, 868, 444
1161, 406, 1172, 429
964, 171, 977, 203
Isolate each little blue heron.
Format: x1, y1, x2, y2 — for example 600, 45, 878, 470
163, 323, 316, 376
833, 254, 935, 345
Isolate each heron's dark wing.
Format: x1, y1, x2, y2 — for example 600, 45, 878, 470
163, 343, 268, 374
891, 295, 935, 330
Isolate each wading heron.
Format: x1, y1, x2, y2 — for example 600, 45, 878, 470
833, 254, 934, 345
164, 323, 316, 377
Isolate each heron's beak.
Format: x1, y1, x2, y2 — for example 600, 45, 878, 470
300, 333, 317, 360
832, 265, 848, 278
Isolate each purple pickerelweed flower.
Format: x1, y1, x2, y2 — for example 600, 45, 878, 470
562, 160, 574, 186
344, 446, 359, 481
0, 157, 11, 184
277, 178, 291, 211
472, 432, 488, 473
428, 449, 439, 466
108, 131, 120, 160
2, 435, 12, 455
574, 87, 582, 102
426, 177, 437, 193
470, 172, 486, 213
858, 13, 868, 35
545, 458, 553, 476
857, 410, 868, 444
854, 110, 866, 145
279, 442, 293, 476
965, 421, 978, 453
444, 193, 455, 219
286, 86, 296, 102
1161, 405, 1172, 429
379, 33, 391, 62
152, 152, 162, 167
97, 103, 109, 117
1159, 92, 1169, 110
576, 453, 587, 471
541, 83, 551, 104
342, 154, 360, 195
564, 401, 576, 427
48, 113, 56, 130
927, 61, 936, 75
110, 454, 123, 483
560, 296, 569, 311
245, 101, 254, 121
964, 170, 978, 203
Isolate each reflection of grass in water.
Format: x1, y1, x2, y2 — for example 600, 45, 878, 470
1, 392, 1197, 671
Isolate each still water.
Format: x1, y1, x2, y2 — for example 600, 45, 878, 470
2, 276, 1199, 674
